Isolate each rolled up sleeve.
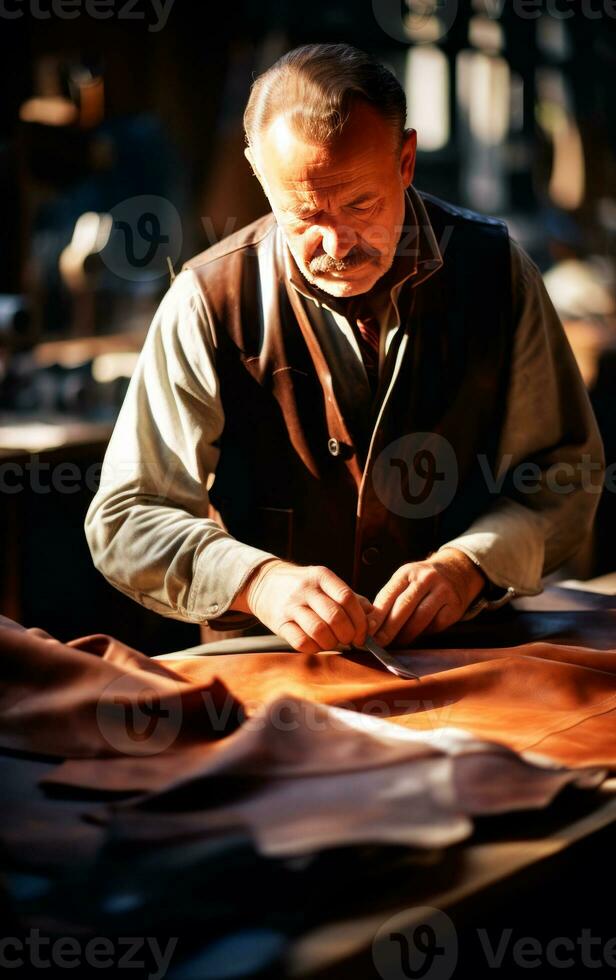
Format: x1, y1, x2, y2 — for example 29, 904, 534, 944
84, 269, 275, 625
437, 238, 605, 604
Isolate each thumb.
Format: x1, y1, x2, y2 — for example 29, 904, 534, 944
371, 575, 406, 629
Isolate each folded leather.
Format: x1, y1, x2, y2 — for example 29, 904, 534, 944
3, 612, 616, 772
76, 705, 603, 857
2, 614, 615, 856
0, 624, 241, 758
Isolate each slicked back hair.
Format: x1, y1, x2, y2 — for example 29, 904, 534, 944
244, 43, 407, 155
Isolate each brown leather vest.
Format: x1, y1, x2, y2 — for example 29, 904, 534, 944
184, 190, 513, 602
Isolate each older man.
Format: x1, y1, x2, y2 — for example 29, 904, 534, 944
85, 43, 604, 653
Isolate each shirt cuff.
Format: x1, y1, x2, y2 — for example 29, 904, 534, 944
435, 506, 546, 596
435, 533, 542, 622
188, 535, 277, 625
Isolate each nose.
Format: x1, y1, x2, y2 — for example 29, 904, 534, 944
319, 222, 358, 260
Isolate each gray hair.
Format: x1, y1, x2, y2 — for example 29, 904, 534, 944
243, 43, 407, 152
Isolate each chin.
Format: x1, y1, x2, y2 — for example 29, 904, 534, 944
314, 267, 382, 297
315, 279, 359, 298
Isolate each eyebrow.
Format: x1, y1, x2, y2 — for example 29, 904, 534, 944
289, 192, 380, 217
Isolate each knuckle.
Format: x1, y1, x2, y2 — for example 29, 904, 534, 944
301, 566, 320, 589
336, 586, 355, 606
296, 635, 317, 654
399, 590, 418, 610
325, 603, 345, 624
328, 605, 353, 632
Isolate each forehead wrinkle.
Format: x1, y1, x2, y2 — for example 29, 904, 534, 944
282, 171, 361, 192
280, 148, 378, 184
276, 143, 381, 187
280, 173, 376, 213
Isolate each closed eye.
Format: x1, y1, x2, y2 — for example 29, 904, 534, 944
288, 210, 320, 224
347, 199, 380, 215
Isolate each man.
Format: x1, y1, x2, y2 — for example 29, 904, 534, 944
85, 43, 604, 654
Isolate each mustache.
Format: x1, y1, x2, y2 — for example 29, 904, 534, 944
309, 243, 381, 274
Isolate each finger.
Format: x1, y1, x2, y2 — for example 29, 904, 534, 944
276, 620, 320, 655
306, 589, 357, 646
370, 567, 413, 632
317, 570, 370, 646
396, 595, 449, 646
373, 579, 429, 647
424, 603, 459, 635
294, 605, 339, 651
356, 595, 379, 635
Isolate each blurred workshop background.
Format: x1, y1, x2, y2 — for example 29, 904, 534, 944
1, 0, 616, 652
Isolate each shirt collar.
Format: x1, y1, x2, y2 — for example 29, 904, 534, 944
283, 184, 444, 322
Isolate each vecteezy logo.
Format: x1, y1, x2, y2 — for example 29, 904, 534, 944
96, 675, 184, 756
112, 691, 169, 742
373, 907, 458, 980
114, 212, 169, 268
102, 194, 182, 282
372, 433, 458, 519
390, 925, 445, 979
390, 449, 445, 506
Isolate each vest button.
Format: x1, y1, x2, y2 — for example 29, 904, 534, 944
328, 438, 354, 459
361, 546, 380, 566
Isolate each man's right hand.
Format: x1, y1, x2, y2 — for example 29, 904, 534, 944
232, 559, 376, 653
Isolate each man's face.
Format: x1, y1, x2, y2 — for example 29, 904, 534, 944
246, 101, 417, 298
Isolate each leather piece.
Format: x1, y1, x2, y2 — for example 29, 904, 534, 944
0, 613, 613, 856
164, 636, 616, 768
1, 609, 615, 782
76, 706, 602, 858
0, 625, 241, 758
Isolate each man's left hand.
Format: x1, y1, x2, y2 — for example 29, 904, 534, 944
370, 548, 486, 647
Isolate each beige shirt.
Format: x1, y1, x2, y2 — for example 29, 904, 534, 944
85, 191, 605, 627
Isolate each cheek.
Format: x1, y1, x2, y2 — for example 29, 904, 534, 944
276, 216, 305, 252
292, 227, 324, 263
361, 208, 399, 255
282, 225, 318, 270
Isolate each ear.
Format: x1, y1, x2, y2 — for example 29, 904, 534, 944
400, 128, 417, 188
244, 145, 263, 185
